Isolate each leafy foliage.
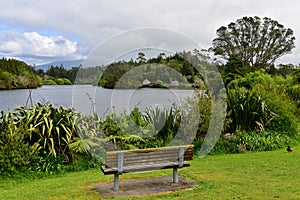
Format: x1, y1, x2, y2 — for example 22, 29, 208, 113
98, 52, 200, 89
0, 58, 34, 75
15, 104, 76, 161
0, 112, 40, 175
211, 131, 295, 154
226, 87, 275, 132
218, 55, 257, 86
0, 58, 42, 89
211, 16, 295, 68
143, 107, 181, 147
286, 83, 300, 108
100, 109, 151, 150
227, 70, 299, 136
0, 104, 80, 174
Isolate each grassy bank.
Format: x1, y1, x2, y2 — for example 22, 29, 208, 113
0, 145, 299, 200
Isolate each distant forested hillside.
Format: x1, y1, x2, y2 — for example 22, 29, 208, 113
0, 58, 42, 89
98, 52, 203, 89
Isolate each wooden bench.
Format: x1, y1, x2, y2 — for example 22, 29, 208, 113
101, 145, 194, 191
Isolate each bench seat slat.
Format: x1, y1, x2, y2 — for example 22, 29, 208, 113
106, 145, 193, 154
106, 150, 193, 159
106, 156, 192, 168
101, 161, 191, 175
106, 153, 193, 164
106, 149, 193, 157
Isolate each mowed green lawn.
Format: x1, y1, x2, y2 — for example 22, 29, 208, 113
1, 146, 299, 200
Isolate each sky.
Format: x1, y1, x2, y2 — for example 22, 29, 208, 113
0, 0, 300, 66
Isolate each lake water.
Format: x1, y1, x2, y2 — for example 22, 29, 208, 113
0, 85, 195, 116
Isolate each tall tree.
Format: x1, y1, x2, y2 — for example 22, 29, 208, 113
211, 16, 296, 68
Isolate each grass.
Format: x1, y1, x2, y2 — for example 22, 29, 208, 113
1, 146, 299, 200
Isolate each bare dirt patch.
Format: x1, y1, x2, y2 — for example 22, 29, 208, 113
94, 176, 197, 198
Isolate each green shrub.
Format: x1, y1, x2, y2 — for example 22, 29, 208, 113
0, 120, 40, 175
62, 78, 72, 85
55, 78, 64, 85
210, 131, 295, 154
254, 84, 300, 136
191, 90, 211, 138
226, 69, 300, 137
227, 69, 274, 89
35, 156, 65, 173
55, 78, 72, 85
143, 106, 181, 147
226, 87, 275, 132
65, 155, 100, 172
16, 104, 77, 161
22, 71, 41, 88
0, 71, 21, 89
238, 131, 292, 151
0, 105, 99, 175
287, 84, 300, 108
43, 79, 56, 85
101, 111, 147, 150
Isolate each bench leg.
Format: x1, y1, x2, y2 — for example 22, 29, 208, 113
173, 168, 178, 183
114, 174, 119, 191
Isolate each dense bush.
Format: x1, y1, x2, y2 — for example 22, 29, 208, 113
43, 79, 57, 85
143, 106, 181, 147
287, 84, 300, 108
43, 78, 72, 85
0, 58, 42, 89
226, 87, 275, 132
100, 112, 147, 150
209, 130, 296, 154
0, 119, 40, 175
0, 105, 80, 175
0, 71, 19, 89
56, 78, 72, 85
213, 69, 300, 155
226, 70, 300, 136
15, 104, 77, 161
264, 91, 299, 136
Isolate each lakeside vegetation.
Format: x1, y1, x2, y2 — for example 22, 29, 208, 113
1, 67, 299, 175
0, 58, 42, 89
0, 58, 78, 89
0, 15, 300, 200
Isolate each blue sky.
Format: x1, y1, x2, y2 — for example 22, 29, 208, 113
0, 0, 300, 66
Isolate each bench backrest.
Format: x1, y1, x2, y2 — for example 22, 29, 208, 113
105, 145, 193, 169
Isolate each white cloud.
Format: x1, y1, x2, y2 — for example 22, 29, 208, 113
0, 31, 83, 64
